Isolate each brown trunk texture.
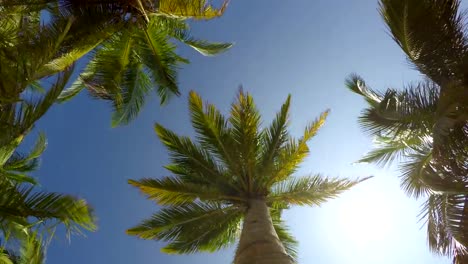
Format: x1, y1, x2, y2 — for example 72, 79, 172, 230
233, 199, 293, 264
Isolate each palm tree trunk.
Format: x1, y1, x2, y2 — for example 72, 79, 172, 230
234, 199, 293, 264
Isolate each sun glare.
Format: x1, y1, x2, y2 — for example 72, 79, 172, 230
338, 188, 396, 246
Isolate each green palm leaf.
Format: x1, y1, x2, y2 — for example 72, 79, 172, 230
4, 133, 46, 169
111, 64, 153, 127
379, 0, 465, 86
0, 181, 96, 237
358, 134, 421, 167
138, 18, 183, 104
187, 91, 241, 181
0, 133, 46, 185
268, 175, 371, 206
16, 232, 44, 264
0, 232, 45, 264
171, 29, 232, 56
155, 123, 235, 191
269, 110, 329, 185
228, 89, 262, 192
128, 177, 243, 206
56, 75, 86, 103
127, 202, 242, 254
257, 95, 291, 187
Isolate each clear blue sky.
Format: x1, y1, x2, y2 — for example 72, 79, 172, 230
29, 1, 450, 263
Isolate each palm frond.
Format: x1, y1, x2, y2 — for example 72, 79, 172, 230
56, 75, 86, 103
170, 28, 232, 56
0, 171, 37, 186
181, 38, 232, 56
4, 132, 46, 169
161, 16, 232, 56
358, 134, 421, 167
257, 95, 291, 187
0, 231, 45, 264
0, 181, 96, 237
17, 232, 44, 264
74, 31, 135, 100
268, 175, 371, 206
154, 123, 237, 194
0, 135, 24, 168
138, 18, 183, 104
31, 16, 76, 79
269, 110, 329, 185
34, 15, 113, 80
127, 202, 242, 254
399, 142, 434, 198
111, 64, 153, 127
0, 133, 46, 185
228, 89, 261, 193
345, 74, 382, 107
187, 91, 241, 181
128, 177, 244, 205
444, 195, 468, 249
421, 194, 468, 259
0, 252, 14, 264
379, 0, 467, 86
352, 78, 438, 136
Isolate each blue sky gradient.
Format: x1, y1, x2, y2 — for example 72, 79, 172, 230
28, 1, 451, 263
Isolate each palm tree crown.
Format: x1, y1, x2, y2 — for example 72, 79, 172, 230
128, 90, 369, 263
0, 0, 232, 126
347, 0, 468, 262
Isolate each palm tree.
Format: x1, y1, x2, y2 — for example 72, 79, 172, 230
0, 131, 96, 240
0, 119, 96, 263
0, 176, 96, 243
346, 0, 468, 261
127, 90, 369, 264
0, 152, 96, 264
0, 0, 232, 126
57, 13, 232, 126
346, 75, 468, 261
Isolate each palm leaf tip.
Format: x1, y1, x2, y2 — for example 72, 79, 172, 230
345, 74, 364, 94
125, 226, 146, 237
128, 179, 141, 188
345, 74, 381, 105
301, 109, 330, 142
185, 40, 233, 56
128, 179, 157, 199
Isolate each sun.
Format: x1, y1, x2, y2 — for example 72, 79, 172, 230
337, 187, 396, 246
